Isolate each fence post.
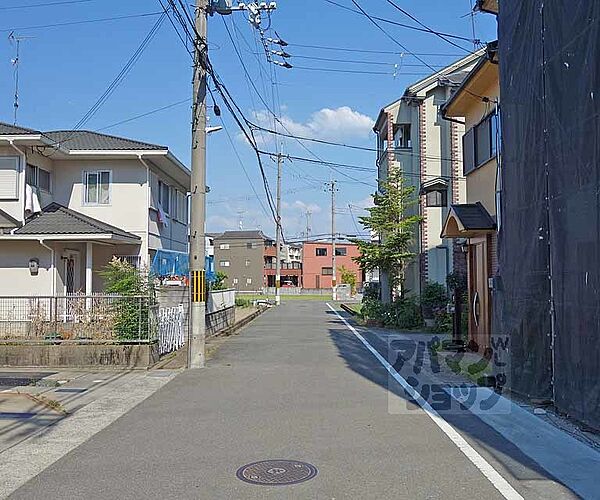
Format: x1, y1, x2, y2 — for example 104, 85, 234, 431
138, 296, 142, 341
53, 296, 58, 336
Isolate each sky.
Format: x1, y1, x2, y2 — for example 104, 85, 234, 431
0, 0, 497, 240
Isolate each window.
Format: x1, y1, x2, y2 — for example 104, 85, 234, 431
316, 247, 328, 256
0, 156, 19, 199
335, 247, 347, 256
246, 278, 252, 285
247, 242, 256, 249
219, 260, 230, 267
158, 180, 170, 214
219, 243, 230, 250
245, 259, 251, 267
38, 169, 51, 192
84, 171, 110, 205
172, 189, 185, 222
26, 164, 52, 193
393, 124, 411, 149
322, 267, 333, 275
464, 112, 499, 175
426, 190, 447, 207
233, 278, 239, 285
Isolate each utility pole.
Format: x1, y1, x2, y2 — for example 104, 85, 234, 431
187, 1, 278, 367
305, 209, 312, 241
275, 153, 283, 306
188, 0, 209, 369
327, 180, 338, 301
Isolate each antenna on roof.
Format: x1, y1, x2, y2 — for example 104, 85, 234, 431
8, 32, 34, 125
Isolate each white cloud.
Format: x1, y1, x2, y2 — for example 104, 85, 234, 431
251, 106, 375, 145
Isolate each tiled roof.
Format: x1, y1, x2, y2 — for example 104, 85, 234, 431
0, 122, 41, 135
14, 203, 140, 240
450, 203, 496, 230
43, 130, 166, 151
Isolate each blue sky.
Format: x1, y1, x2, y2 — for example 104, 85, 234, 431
0, 0, 496, 239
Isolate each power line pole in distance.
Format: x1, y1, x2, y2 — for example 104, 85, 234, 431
326, 180, 338, 301
275, 153, 283, 306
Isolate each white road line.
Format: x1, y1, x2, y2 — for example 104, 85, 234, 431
326, 303, 523, 500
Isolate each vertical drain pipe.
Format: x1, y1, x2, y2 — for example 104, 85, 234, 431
39, 239, 55, 296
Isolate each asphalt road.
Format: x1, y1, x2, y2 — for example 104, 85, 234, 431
10, 302, 576, 499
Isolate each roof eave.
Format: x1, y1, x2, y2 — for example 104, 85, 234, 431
0, 233, 140, 243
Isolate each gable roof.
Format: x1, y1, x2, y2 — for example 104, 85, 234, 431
43, 130, 167, 151
0, 208, 20, 229
0, 122, 41, 135
441, 202, 496, 238
13, 203, 140, 241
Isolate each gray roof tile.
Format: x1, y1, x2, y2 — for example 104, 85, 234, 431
451, 202, 496, 230
42, 130, 166, 151
14, 203, 140, 240
0, 122, 40, 135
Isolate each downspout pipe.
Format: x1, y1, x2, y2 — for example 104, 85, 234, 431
39, 239, 56, 296
138, 154, 152, 268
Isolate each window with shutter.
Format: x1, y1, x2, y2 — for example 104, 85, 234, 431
462, 128, 475, 175
0, 157, 20, 199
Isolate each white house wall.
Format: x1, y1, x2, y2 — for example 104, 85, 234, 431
0, 241, 53, 296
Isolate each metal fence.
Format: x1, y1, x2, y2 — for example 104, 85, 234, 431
0, 295, 155, 342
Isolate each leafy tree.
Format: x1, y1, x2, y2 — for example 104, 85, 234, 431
339, 265, 357, 294
351, 168, 422, 300
211, 271, 228, 291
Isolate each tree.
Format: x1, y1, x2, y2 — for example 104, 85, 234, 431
339, 265, 357, 295
351, 168, 422, 301
211, 271, 228, 291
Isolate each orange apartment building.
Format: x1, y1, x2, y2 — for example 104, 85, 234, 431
302, 241, 363, 290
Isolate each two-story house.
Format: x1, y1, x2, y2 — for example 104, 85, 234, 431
373, 51, 482, 302
0, 123, 189, 296
441, 42, 499, 353
214, 230, 266, 292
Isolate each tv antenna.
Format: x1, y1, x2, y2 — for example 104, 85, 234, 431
8, 32, 34, 125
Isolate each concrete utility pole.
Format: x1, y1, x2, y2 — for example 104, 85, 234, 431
327, 180, 338, 301
188, 0, 209, 369
275, 153, 283, 306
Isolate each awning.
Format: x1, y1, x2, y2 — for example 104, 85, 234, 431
441, 202, 496, 238
420, 177, 448, 195
0, 203, 140, 244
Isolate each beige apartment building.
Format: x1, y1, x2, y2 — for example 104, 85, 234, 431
373, 51, 482, 301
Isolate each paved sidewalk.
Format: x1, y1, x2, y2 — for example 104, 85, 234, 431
6, 301, 584, 499
0, 369, 177, 498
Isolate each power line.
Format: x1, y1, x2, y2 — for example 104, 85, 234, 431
0, 0, 94, 10
291, 54, 445, 67
0, 11, 162, 33
383, 0, 474, 53
293, 65, 425, 76
50, 12, 167, 147
289, 43, 464, 57
322, 0, 475, 42
96, 98, 190, 132
348, 0, 437, 72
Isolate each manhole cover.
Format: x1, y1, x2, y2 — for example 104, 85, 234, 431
236, 460, 317, 486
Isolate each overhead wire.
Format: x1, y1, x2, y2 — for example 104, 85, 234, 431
322, 0, 475, 42
383, 0, 475, 53
0, 11, 163, 33
288, 43, 464, 56
0, 0, 94, 10
50, 11, 167, 147
348, 0, 438, 72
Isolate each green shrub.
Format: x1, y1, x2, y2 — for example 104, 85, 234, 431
235, 297, 252, 308
361, 295, 423, 330
421, 282, 448, 319
99, 258, 154, 340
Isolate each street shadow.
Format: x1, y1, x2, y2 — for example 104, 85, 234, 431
326, 312, 571, 488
